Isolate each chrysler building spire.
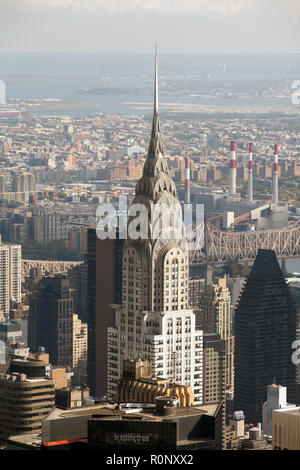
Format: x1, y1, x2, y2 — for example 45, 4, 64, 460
136, 46, 176, 199
142, 45, 169, 179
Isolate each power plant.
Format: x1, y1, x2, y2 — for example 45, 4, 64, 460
229, 140, 237, 197
273, 144, 279, 207
247, 142, 253, 203
185, 141, 288, 232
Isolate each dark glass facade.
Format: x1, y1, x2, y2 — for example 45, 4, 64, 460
234, 249, 297, 424
87, 228, 123, 396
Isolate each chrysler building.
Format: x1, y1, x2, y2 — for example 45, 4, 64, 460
107, 50, 203, 404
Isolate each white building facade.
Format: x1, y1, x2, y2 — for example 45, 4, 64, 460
262, 384, 296, 437
0, 240, 21, 317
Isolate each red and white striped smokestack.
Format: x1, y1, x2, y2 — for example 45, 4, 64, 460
229, 140, 236, 196
185, 157, 190, 204
248, 142, 253, 203
273, 144, 279, 206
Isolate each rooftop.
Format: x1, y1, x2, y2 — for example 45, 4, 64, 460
44, 402, 220, 422
274, 407, 300, 415
6, 432, 42, 449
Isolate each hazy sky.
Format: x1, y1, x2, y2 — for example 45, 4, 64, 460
1, 0, 300, 54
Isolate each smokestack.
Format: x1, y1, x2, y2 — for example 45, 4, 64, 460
273, 144, 279, 207
248, 142, 253, 203
185, 156, 190, 204
229, 140, 236, 196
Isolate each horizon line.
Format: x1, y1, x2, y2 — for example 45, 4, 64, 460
1, 51, 300, 55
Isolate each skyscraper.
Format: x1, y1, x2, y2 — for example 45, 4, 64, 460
28, 276, 73, 367
32, 210, 66, 244
87, 228, 123, 396
68, 261, 87, 323
107, 50, 203, 403
72, 313, 88, 386
234, 249, 297, 424
198, 276, 234, 393
203, 332, 226, 405
0, 356, 55, 441
0, 240, 21, 318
